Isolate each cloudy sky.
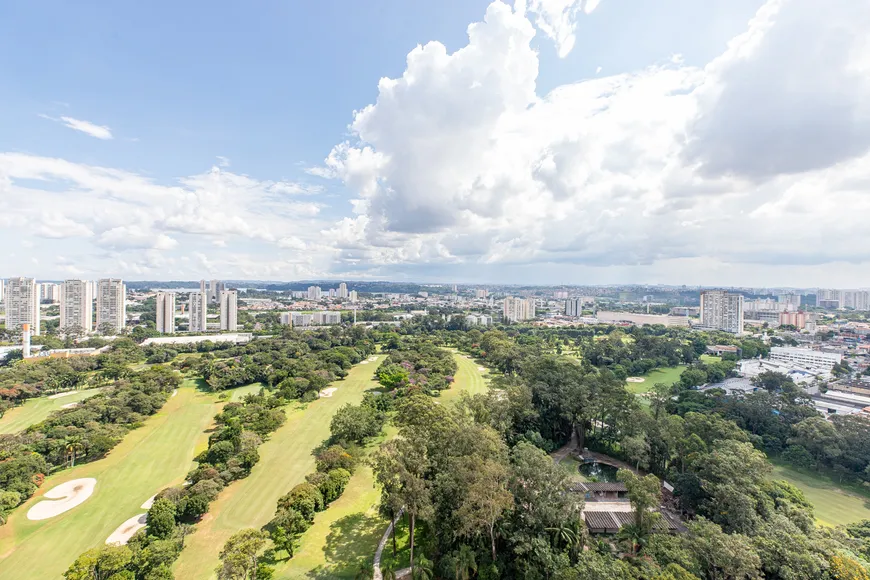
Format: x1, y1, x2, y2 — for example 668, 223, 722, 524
1, 0, 869, 286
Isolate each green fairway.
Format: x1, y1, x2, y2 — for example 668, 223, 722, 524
271, 355, 490, 578
771, 462, 870, 527
0, 388, 103, 435
699, 354, 722, 364
172, 356, 386, 580
625, 365, 686, 394
439, 352, 489, 405
0, 385, 221, 580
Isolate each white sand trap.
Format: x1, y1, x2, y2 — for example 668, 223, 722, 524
368, 356, 378, 361
48, 391, 81, 400
171, 389, 178, 397
360, 360, 370, 365
477, 366, 486, 372
106, 513, 147, 545
27, 478, 97, 520
61, 402, 80, 409
626, 377, 646, 383
319, 388, 337, 398
141, 495, 156, 509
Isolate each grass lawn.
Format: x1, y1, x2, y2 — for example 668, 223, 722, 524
699, 354, 722, 364
0, 385, 221, 580
271, 353, 490, 579
439, 352, 489, 405
625, 365, 687, 394
771, 461, 870, 527
0, 388, 103, 435
172, 356, 387, 580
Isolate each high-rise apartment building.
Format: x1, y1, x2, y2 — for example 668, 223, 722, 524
699, 290, 744, 335
565, 297, 584, 317
778, 294, 801, 311
338, 282, 348, 299
189, 292, 207, 333
349, 290, 359, 303
220, 290, 238, 331
5, 277, 40, 335
60, 280, 93, 333
0, 279, 4, 303
503, 296, 536, 323
155, 292, 177, 334
209, 280, 226, 304
816, 289, 870, 310
308, 286, 322, 300
475, 289, 489, 299
96, 279, 126, 333
39, 283, 61, 303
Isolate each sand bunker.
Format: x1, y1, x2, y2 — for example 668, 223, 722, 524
626, 377, 646, 383
48, 391, 80, 400
27, 478, 97, 520
319, 388, 337, 398
106, 513, 147, 545
171, 389, 178, 397
141, 495, 156, 509
477, 366, 486, 372
61, 402, 80, 409
360, 361, 370, 364
368, 356, 378, 361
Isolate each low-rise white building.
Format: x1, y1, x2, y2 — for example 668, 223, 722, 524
465, 314, 493, 326
769, 346, 842, 370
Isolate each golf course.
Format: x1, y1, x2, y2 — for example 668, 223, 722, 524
771, 462, 870, 527
0, 384, 222, 580
269, 352, 490, 579
172, 355, 389, 579
0, 388, 103, 435
624, 365, 687, 394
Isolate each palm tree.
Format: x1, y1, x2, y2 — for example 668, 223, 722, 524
412, 555, 433, 580
64, 436, 85, 468
615, 522, 651, 556
453, 545, 477, 580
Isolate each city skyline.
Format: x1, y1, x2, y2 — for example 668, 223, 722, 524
2, 1, 869, 286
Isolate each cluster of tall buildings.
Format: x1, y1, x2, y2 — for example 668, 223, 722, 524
154, 280, 238, 334
503, 296, 536, 323
279, 311, 342, 327
2, 277, 126, 336
304, 282, 353, 301
818, 289, 870, 310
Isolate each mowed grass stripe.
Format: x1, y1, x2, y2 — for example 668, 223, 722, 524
0, 386, 220, 580
273, 353, 490, 579
172, 356, 387, 580
0, 388, 103, 435
771, 462, 870, 527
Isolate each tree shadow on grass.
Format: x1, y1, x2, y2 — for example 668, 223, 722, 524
304, 511, 385, 579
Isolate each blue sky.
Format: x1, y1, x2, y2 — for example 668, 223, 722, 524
2, 0, 869, 286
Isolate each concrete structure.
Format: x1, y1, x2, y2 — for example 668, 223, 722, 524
780, 310, 811, 329
96, 279, 126, 333
220, 290, 238, 331
770, 346, 842, 370
338, 282, 348, 299
308, 285, 322, 300
565, 297, 584, 317
21, 323, 32, 358
465, 314, 493, 326
60, 280, 93, 333
188, 291, 207, 333
39, 283, 61, 303
778, 294, 801, 310
5, 277, 40, 335
283, 311, 341, 327
209, 280, 226, 304
475, 289, 489, 299
315, 311, 341, 325
818, 289, 870, 311
141, 333, 253, 346
596, 310, 690, 328
503, 296, 536, 323
155, 292, 176, 334
699, 290, 744, 334
349, 290, 359, 303
0, 278, 4, 303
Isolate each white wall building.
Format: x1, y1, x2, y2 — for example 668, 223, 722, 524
699, 290, 744, 335
778, 294, 801, 311
60, 279, 93, 333
96, 279, 126, 333
39, 282, 61, 303
209, 280, 226, 304
338, 282, 348, 299
189, 291, 207, 333
503, 296, 536, 323
349, 290, 359, 303
475, 289, 489, 299
220, 290, 238, 331
769, 346, 842, 370
308, 285, 322, 300
5, 277, 40, 335
465, 314, 492, 326
155, 292, 177, 334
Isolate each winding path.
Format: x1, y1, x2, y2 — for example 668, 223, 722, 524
373, 509, 404, 580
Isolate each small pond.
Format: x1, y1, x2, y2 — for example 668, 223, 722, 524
578, 461, 620, 482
